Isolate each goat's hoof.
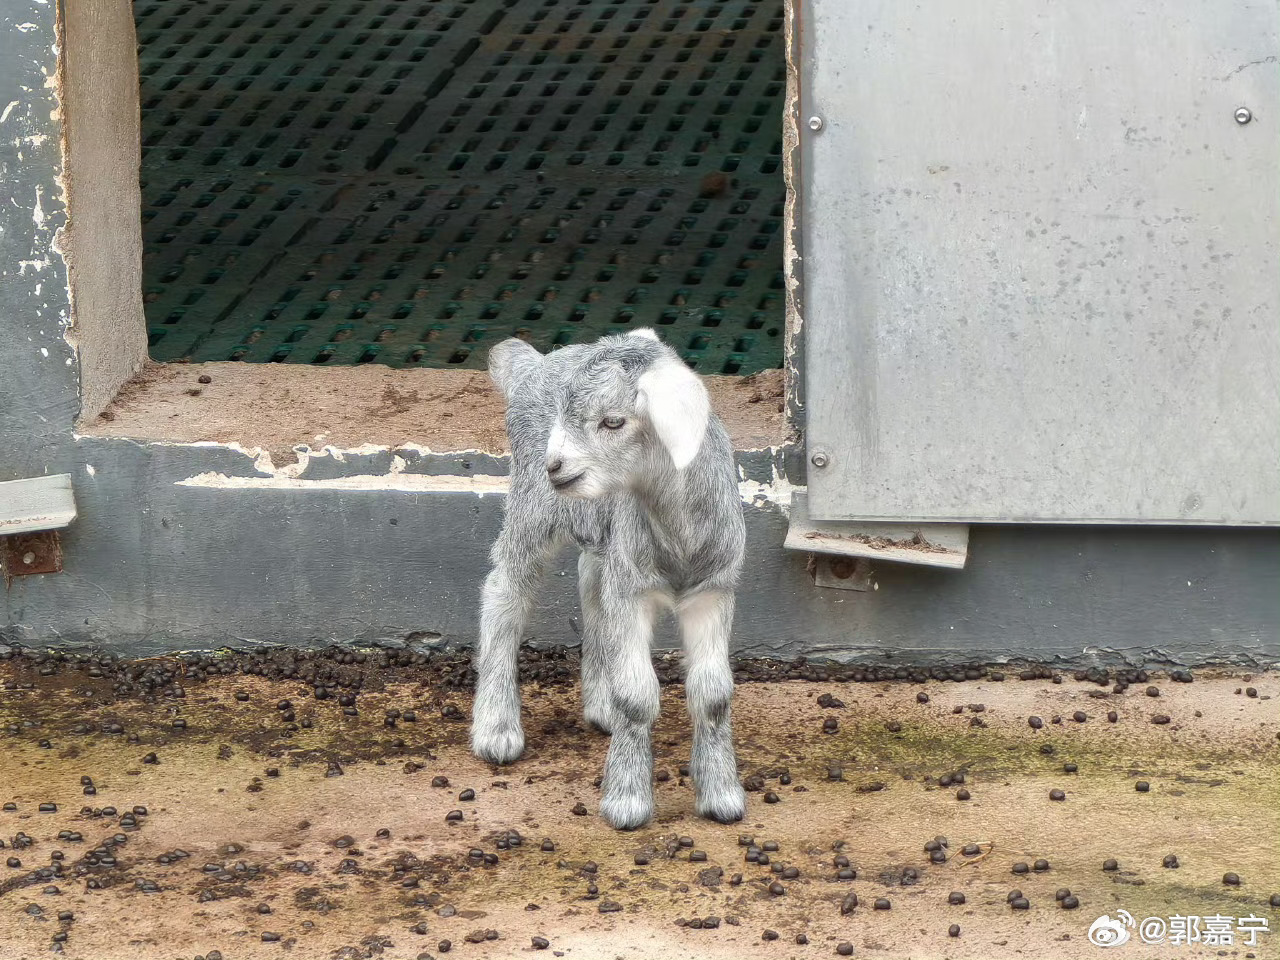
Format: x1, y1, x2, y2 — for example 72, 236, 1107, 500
470, 723, 525, 765
696, 786, 746, 824
599, 790, 654, 831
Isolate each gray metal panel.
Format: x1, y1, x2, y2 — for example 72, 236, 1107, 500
801, 0, 1280, 523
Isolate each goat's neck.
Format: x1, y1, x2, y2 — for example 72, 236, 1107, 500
630, 458, 699, 542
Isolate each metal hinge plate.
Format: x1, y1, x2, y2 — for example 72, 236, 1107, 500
0, 474, 75, 578
2, 530, 64, 577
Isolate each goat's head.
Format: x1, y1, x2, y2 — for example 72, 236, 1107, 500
489, 329, 711, 499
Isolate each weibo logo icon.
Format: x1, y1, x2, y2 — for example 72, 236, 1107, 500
1088, 911, 1135, 947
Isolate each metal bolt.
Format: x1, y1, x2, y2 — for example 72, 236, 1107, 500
22, 552, 35, 565
807, 116, 824, 132
1235, 107, 1252, 125
810, 451, 829, 468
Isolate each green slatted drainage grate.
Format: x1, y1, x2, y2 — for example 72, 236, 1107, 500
137, 0, 786, 374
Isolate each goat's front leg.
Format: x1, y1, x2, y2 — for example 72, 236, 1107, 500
678, 589, 746, 823
597, 592, 660, 830
470, 532, 548, 765
577, 551, 616, 733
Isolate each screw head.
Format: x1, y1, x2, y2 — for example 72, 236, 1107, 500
810, 451, 829, 468
807, 116, 824, 132
1235, 106, 1253, 125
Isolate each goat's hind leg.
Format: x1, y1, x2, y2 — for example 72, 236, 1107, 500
679, 589, 746, 823
577, 551, 616, 733
470, 529, 550, 765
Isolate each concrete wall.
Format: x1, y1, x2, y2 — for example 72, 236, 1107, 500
60, 0, 148, 421
1, 0, 1277, 668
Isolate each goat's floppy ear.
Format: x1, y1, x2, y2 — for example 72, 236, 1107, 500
487, 338, 541, 399
636, 356, 710, 470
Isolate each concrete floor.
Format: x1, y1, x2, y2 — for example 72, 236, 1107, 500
1, 660, 1278, 960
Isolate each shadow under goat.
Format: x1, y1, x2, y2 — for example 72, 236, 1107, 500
470, 328, 747, 829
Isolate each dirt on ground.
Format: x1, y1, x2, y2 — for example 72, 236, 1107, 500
81, 362, 786, 456
1, 648, 1277, 960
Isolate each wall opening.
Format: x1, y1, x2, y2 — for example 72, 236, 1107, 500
134, 0, 787, 378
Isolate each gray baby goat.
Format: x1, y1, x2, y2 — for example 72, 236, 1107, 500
470, 328, 747, 829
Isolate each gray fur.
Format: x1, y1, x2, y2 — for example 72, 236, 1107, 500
470, 330, 747, 829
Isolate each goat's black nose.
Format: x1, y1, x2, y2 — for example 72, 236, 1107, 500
547, 459, 563, 475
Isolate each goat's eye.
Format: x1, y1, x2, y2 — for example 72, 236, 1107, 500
601, 415, 626, 430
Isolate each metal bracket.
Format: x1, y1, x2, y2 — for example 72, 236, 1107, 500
0, 474, 76, 579
785, 491, 969, 569
1, 474, 76, 534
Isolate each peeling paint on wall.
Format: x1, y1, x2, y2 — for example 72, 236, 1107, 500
175, 471, 510, 495
173, 446, 798, 510
149, 429, 797, 508
0, 0, 79, 484
780, 0, 805, 441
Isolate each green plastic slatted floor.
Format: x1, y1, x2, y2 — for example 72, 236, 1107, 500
136, 0, 786, 373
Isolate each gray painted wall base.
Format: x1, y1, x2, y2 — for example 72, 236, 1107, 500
2, 439, 1276, 668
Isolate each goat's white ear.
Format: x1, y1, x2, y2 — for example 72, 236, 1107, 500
636, 357, 710, 470
627, 327, 660, 341
487, 337, 542, 398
